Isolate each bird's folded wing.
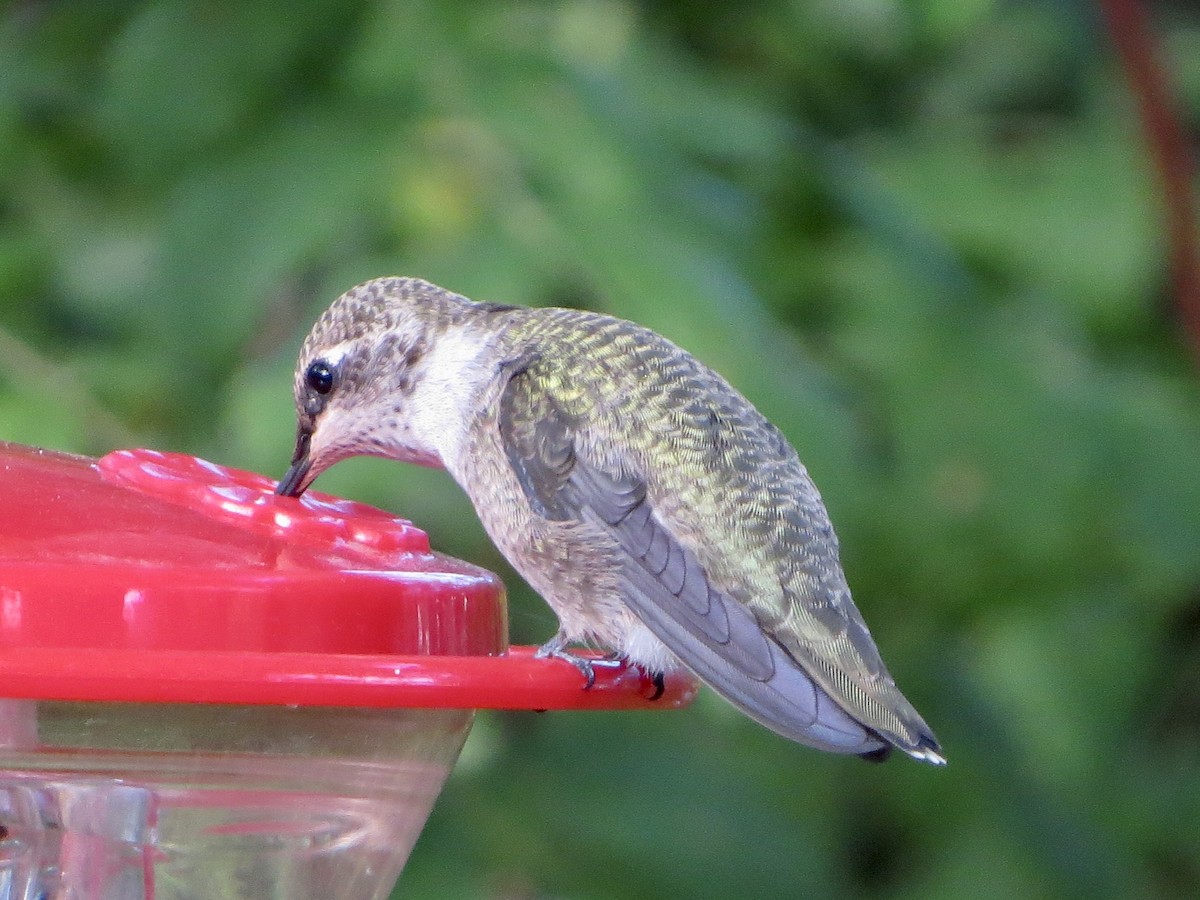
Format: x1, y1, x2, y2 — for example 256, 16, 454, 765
497, 364, 891, 752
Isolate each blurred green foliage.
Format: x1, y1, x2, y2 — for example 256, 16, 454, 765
3, 1, 1200, 897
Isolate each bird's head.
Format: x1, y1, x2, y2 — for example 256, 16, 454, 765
276, 277, 488, 497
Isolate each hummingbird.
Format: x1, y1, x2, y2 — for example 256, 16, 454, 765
276, 276, 944, 764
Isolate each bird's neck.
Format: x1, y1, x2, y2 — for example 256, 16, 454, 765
405, 321, 500, 474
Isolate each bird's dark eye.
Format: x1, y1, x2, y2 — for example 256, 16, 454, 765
305, 360, 335, 395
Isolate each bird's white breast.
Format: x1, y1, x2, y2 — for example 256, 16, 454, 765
406, 325, 498, 474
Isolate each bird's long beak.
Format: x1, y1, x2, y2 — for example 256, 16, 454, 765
276, 423, 315, 497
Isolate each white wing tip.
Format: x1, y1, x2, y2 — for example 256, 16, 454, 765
906, 745, 947, 766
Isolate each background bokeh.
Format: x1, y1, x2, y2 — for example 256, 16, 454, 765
4, 1, 1200, 897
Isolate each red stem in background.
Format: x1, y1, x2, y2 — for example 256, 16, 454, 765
1098, 0, 1200, 363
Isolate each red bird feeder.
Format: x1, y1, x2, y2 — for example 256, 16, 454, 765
0, 443, 695, 899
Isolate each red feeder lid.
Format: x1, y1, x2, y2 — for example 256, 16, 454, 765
0, 443, 695, 710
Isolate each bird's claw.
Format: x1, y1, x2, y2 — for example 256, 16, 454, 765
536, 635, 623, 690
647, 670, 666, 701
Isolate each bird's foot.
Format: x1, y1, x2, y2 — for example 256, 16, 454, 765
536, 633, 623, 690
603, 651, 666, 701
619, 658, 665, 700
646, 670, 666, 701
